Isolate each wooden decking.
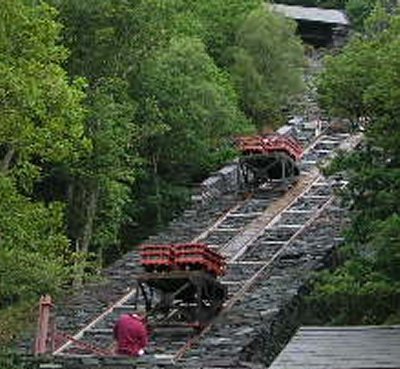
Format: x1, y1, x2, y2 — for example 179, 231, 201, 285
269, 326, 400, 369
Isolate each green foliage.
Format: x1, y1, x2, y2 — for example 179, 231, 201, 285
309, 9, 400, 325
54, 0, 205, 82
46, 0, 142, 264
128, 35, 255, 233
127, 177, 191, 244
64, 77, 139, 264
372, 215, 400, 281
317, 40, 376, 121
0, 346, 31, 369
0, 176, 70, 306
126, 0, 205, 64
308, 265, 400, 324
136, 36, 253, 181
0, 0, 86, 344
185, 0, 262, 64
0, 0, 86, 175
230, 8, 305, 130
318, 6, 399, 121
51, 0, 139, 81
363, 1, 392, 36
345, 0, 377, 31
346, 0, 396, 32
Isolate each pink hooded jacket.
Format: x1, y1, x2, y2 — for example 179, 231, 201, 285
113, 313, 149, 356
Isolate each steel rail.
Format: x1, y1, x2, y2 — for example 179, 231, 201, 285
301, 128, 342, 156
173, 195, 335, 361
219, 169, 321, 261
54, 332, 113, 357
53, 128, 355, 358
169, 133, 366, 361
189, 123, 338, 246
191, 193, 253, 243
166, 132, 363, 362
223, 196, 334, 310
53, 288, 137, 355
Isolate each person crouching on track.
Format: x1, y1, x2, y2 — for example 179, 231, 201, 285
113, 312, 149, 356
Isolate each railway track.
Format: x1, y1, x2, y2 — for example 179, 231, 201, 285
52, 128, 362, 366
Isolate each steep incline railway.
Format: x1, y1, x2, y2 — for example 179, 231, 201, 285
43, 126, 362, 368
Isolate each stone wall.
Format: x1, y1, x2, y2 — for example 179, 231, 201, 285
181, 202, 347, 369
191, 161, 242, 208
26, 200, 347, 369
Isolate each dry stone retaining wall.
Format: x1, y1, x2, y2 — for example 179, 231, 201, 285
26, 199, 348, 369
191, 161, 242, 208
181, 202, 347, 369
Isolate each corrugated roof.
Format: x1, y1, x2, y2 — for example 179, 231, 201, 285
271, 4, 350, 25
269, 325, 400, 369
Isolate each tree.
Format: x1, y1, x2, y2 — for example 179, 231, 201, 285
51, 0, 140, 81
0, 0, 85, 344
317, 4, 394, 124
136, 37, 252, 180
0, 176, 70, 307
229, 8, 305, 130
0, 0, 86, 178
47, 0, 141, 269
309, 9, 400, 325
185, 0, 262, 64
66, 78, 138, 267
345, 0, 396, 32
132, 37, 253, 228
317, 40, 375, 123
345, 0, 377, 31
373, 215, 400, 281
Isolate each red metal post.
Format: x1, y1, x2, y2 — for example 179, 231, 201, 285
34, 294, 53, 355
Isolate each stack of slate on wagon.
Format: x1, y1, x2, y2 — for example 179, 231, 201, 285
135, 243, 227, 329
236, 133, 303, 188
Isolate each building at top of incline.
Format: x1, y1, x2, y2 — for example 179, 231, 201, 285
271, 3, 350, 48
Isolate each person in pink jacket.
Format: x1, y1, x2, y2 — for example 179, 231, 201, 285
113, 313, 149, 356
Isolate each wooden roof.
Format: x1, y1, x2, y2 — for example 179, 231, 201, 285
269, 326, 400, 369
